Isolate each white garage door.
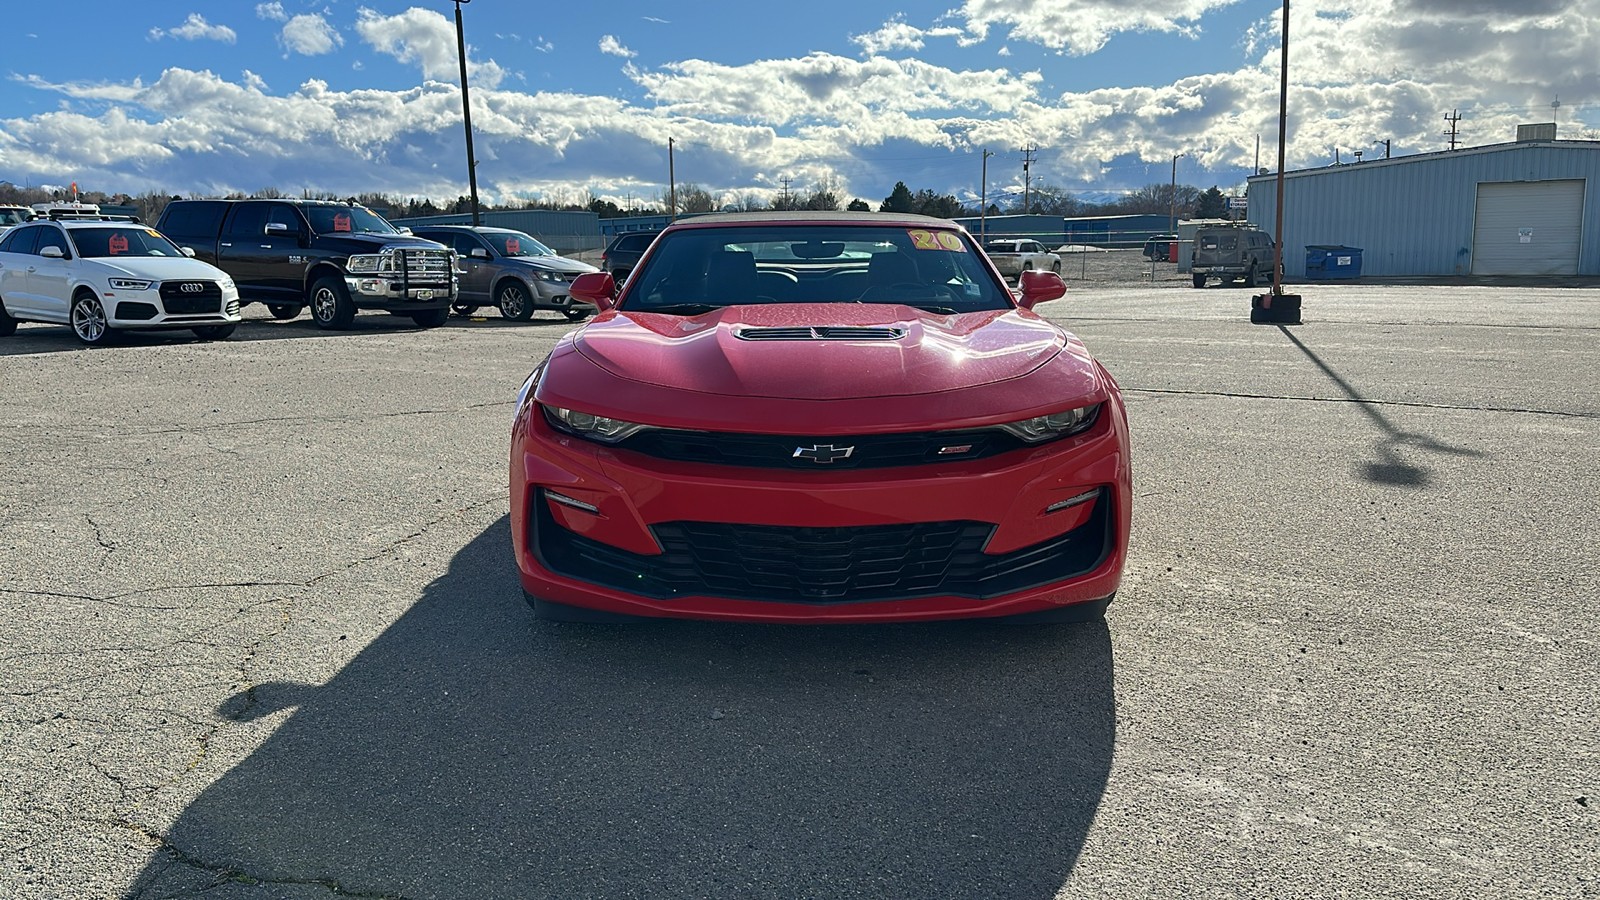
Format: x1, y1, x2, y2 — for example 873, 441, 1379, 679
1471, 179, 1585, 275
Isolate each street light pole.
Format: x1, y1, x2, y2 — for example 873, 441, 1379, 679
980, 149, 993, 242
1169, 152, 1185, 234
452, 0, 480, 226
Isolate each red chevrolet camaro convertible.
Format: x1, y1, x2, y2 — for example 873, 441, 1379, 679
510, 212, 1130, 623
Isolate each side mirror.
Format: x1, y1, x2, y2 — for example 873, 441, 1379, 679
265, 222, 289, 234
470, 247, 491, 260
39, 246, 65, 259
570, 272, 617, 312
180, 246, 196, 258
1016, 270, 1067, 308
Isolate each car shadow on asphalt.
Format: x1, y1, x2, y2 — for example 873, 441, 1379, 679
1275, 324, 1488, 487
126, 517, 1117, 899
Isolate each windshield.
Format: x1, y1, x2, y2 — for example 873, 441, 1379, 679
70, 227, 186, 258
0, 210, 28, 226
487, 231, 556, 258
304, 205, 398, 235
623, 224, 1011, 314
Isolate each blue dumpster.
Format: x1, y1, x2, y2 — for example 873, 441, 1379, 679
1305, 245, 1363, 279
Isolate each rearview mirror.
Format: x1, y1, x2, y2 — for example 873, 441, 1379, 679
570, 272, 617, 312
1016, 270, 1067, 308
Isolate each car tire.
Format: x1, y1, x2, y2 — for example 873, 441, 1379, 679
267, 304, 301, 320
452, 302, 481, 316
409, 308, 450, 328
561, 305, 591, 321
497, 281, 536, 321
1192, 273, 1206, 288
309, 276, 355, 329
524, 590, 643, 624
70, 293, 117, 346
0, 298, 17, 337
191, 324, 237, 341
1051, 260, 1062, 274
997, 595, 1112, 624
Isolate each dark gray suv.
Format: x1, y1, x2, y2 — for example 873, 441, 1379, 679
411, 225, 599, 320
600, 231, 658, 286
1190, 225, 1275, 288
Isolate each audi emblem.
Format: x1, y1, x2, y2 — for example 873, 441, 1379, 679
178, 283, 205, 293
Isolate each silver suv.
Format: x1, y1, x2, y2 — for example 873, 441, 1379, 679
412, 225, 599, 321
1191, 225, 1275, 288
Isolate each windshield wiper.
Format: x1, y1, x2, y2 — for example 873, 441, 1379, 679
634, 303, 720, 315
908, 304, 960, 314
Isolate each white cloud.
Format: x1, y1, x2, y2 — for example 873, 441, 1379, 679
256, 2, 288, 22
150, 13, 238, 44
355, 7, 507, 88
954, 0, 1241, 55
852, 16, 963, 56
599, 35, 636, 59
6, 0, 1600, 206
280, 14, 344, 57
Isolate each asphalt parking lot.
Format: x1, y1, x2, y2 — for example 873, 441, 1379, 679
2, 281, 1596, 899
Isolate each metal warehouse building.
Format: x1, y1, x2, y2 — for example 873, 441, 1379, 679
1247, 134, 1600, 278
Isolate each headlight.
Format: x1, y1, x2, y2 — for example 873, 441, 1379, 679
996, 404, 1101, 443
543, 406, 653, 443
531, 270, 566, 283
109, 278, 154, 290
347, 255, 394, 274
217, 276, 235, 291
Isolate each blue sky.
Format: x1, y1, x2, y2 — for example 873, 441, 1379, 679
3, 1, 1595, 209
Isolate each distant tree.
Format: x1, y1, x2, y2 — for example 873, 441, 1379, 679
910, 188, 963, 218
879, 181, 915, 213
677, 183, 716, 214
1195, 186, 1228, 219
588, 197, 624, 218
803, 188, 840, 211
847, 198, 871, 212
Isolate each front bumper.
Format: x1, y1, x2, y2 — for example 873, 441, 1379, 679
510, 399, 1131, 623
344, 276, 455, 310
108, 286, 243, 329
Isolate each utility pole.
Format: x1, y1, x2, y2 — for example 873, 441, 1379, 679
779, 175, 792, 210
451, 0, 480, 226
667, 137, 676, 222
980, 149, 993, 242
1169, 152, 1185, 234
1374, 138, 1391, 159
1444, 110, 1462, 151
1021, 145, 1036, 214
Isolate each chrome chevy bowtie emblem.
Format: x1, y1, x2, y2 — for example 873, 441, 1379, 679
793, 444, 855, 464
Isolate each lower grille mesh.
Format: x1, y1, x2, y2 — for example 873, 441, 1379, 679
532, 489, 1110, 604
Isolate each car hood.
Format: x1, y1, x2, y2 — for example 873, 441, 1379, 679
504, 256, 598, 275
86, 257, 231, 281
573, 303, 1063, 400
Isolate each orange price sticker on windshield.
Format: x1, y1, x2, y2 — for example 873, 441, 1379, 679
108, 233, 129, 255
505, 238, 520, 254
333, 213, 352, 232
907, 229, 966, 252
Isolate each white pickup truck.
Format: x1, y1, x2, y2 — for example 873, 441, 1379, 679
982, 239, 1061, 280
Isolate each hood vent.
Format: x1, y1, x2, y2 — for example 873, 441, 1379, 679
735, 326, 908, 342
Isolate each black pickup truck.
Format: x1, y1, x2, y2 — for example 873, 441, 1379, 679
156, 199, 457, 328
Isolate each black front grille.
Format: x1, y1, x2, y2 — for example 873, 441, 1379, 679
159, 281, 223, 314
532, 489, 1111, 604
618, 426, 1026, 469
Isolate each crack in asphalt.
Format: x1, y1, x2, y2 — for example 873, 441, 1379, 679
1124, 387, 1597, 420
113, 818, 414, 900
